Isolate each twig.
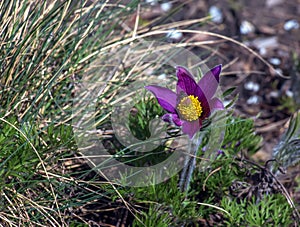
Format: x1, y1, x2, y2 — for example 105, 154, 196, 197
238, 157, 300, 222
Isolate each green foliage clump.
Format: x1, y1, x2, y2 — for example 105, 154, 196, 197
111, 94, 175, 167
221, 194, 293, 226
221, 116, 262, 156
130, 176, 201, 226
123, 98, 296, 226
129, 96, 165, 140
0, 117, 39, 185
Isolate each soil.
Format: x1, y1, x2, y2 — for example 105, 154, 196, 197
204, 0, 300, 157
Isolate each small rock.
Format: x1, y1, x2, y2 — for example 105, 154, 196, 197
269, 91, 279, 98
269, 57, 281, 65
240, 21, 255, 35
145, 0, 158, 5
259, 47, 267, 56
252, 36, 278, 49
158, 73, 167, 80
244, 81, 260, 92
161, 2, 172, 12
209, 6, 223, 23
286, 90, 293, 97
247, 95, 260, 105
246, 36, 278, 56
283, 20, 299, 31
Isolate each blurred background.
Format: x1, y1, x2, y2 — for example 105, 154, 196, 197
129, 0, 300, 159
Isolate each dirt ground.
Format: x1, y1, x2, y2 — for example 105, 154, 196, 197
206, 0, 300, 157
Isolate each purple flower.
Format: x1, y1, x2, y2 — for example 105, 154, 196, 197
145, 65, 224, 138
217, 149, 225, 156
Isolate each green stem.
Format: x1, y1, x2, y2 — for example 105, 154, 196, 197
179, 132, 205, 192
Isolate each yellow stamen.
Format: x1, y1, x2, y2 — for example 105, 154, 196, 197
177, 95, 202, 121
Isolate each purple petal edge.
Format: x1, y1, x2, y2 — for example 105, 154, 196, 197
198, 64, 222, 100
182, 120, 201, 139
210, 97, 224, 110
176, 66, 209, 111
145, 85, 177, 113
175, 66, 199, 95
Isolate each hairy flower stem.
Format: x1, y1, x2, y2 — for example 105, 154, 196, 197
179, 131, 205, 192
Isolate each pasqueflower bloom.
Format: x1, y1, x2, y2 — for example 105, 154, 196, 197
145, 65, 224, 138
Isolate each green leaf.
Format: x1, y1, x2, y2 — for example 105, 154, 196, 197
222, 87, 236, 98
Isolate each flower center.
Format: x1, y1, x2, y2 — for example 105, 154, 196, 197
177, 95, 202, 121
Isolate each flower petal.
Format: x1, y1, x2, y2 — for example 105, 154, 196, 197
182, 120, 201, 138
145, 85, 177, 113
198, 64, 222, 99
176, 66, 210, 114
210, 97, 224, 111
176, 66, 200, 95
162, 113, 183, 126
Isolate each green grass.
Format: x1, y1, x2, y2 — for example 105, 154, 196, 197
0, 0, 139, 225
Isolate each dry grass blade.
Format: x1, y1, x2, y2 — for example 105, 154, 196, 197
100, 29, 288, 79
